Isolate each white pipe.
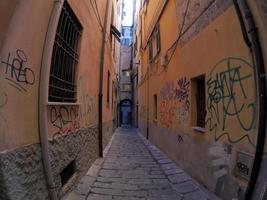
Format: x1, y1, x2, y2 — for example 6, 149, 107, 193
38, 0, 64, 199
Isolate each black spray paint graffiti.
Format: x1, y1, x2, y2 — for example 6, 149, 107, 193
1, 49, 35, 92
174, 77, 190, 111
50, 106, 79, 136
177, 134, 184, 143
206, 57, 256, 145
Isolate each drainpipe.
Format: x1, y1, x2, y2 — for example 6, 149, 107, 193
233, 1, 267, 199
38, 0, 63, 199
98, 0, 110, 157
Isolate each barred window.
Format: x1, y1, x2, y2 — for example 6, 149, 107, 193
49, 1, 82, 103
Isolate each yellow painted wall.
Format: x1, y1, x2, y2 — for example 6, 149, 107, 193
137, 0, 267, 197
0, 0, 119, 150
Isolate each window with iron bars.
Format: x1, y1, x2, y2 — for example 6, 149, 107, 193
48, 1, 82, 103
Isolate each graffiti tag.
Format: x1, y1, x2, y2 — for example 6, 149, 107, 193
1, 49, 35, 92
206, 58, 256, 145
50, 106, 80, 136
159, 77, 191, 127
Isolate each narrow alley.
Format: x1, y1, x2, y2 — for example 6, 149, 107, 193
67, 128, 218, 200
1, 0, 267, 200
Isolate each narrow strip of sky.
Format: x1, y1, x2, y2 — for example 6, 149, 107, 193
122, 0, 134, 26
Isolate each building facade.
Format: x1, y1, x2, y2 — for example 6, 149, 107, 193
135, 0, 267, 199
119, 0, 136, 127
0, 0, 121, 199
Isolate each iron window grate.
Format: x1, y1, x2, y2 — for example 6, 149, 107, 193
49, 1, 82, 103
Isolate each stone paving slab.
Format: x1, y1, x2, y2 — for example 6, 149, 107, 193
65, 128, 220, 200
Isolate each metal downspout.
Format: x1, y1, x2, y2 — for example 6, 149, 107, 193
233, 1, 267, 199
38, 0, 64, 199
98, 0, 110, 157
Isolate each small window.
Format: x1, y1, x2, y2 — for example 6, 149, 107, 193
148, 24, 161, 63
195, 76, 206, 127
155, 27, 161, 54
49, 1, 82, 102
107, 71, 110, 105
153, 94, 158, 120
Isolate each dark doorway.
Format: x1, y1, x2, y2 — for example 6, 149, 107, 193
120, 99, 132, 126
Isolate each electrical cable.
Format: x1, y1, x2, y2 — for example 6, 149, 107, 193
138, 0, 216, 86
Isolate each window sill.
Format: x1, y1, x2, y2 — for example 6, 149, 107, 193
192, 126, 205, 133
47, 102, 81, 106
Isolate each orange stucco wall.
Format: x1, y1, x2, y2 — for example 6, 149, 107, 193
136, 0, 267, 198
0, 0, 119, 153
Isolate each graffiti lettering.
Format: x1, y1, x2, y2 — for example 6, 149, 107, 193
159, 77, 190, 127
50, 106, 79, 136
174, 77, 190, 111
159, 100, 175, 128
1, 49, 35, 92
206, 58, 256, 145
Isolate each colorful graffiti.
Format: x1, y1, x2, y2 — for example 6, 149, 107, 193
159, 77, 190, 128
50, 106, 80, 136
206, 57, 256, 145
174, 77, 190, 111
1, 49, 35, 92
159, 100, 175, 128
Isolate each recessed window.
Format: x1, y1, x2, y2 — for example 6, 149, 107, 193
193, 75, 206, 128
48, 1, 82, 103
148, 24, 161, 62
153, 94, 158, 120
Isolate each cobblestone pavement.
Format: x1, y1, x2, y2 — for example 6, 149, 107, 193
66, 128, 220, 200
